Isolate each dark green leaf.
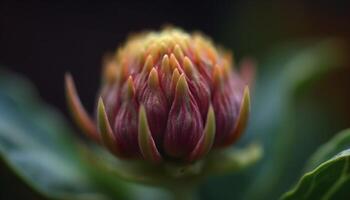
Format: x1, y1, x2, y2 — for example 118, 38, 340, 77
0, 70, 130, 200
281, 144, 350, 199
304, 129, 350, 172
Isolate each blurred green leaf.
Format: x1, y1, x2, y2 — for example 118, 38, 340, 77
0, 70, 130, 200
281, 129, 350, 200
304, 129, 350, 172
242, 40, 347, 200
203, 143, 262, 176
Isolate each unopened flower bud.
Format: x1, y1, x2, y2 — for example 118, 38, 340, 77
65, 27, 251, 164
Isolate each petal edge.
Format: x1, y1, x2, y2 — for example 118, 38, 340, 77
138, 105, 162, 163
188, 104, 216, 162
65, 73, 99, 142
97, 98, 123, 157
224, 85, 250, 146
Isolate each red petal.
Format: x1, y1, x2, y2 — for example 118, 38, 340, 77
164, 75, 203, 158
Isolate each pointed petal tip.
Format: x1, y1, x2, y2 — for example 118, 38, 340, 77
188, 104, 216, 162
169, 68, 181, 99
172, 68, 180, 81
97, 97, 104, 114
171, 68, 181, 85
143, 55, 154, 73
224, 85, 250, 146
161, 54, 170, 71
183, 56, 194, 77
159, 42, 167, 55
243, 85, 251, 112
97, 97, 106, 131
97, 97, 123, 157
148, 68, 159, 88
175, 74, 189, 97
64, 72, 72, 82
213, 65, 223, 87
64, 73, 99, 142
174, 44, 184, 61
64, 72, 74, 95
170, 53, 180, 70
138, 105, 162, 163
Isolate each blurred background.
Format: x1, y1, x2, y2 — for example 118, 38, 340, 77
1, 0, 350, 199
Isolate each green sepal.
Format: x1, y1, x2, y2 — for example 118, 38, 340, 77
138, 105, 162, 163
203, 143, 263, 175
188, 105, 216, 162
97, 98, 122, 157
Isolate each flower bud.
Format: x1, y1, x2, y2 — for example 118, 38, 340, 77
65, 27, 252, 163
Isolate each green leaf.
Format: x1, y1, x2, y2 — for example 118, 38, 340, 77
304, 129, 350, 172
281, 134, 350, 200
242, 40, 347, 200
0, 70, 130, 200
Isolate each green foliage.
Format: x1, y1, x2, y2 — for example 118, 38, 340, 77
281, 129, 350, 200
305, 129, 350, 172
0, 70, 130, 200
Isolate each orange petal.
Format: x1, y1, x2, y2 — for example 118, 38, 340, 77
65, 73, 99, 142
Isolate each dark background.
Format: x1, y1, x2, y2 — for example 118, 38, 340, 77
1, 0, 350, 116
1, 0, 350, 199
